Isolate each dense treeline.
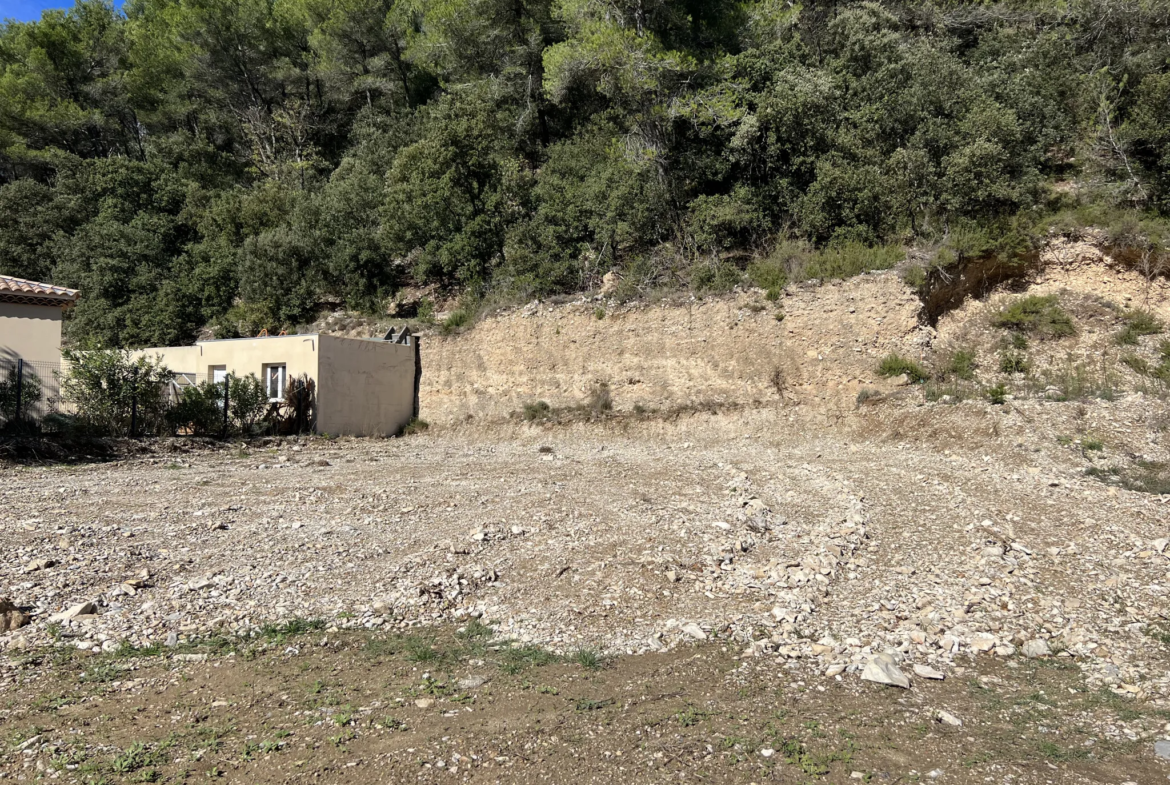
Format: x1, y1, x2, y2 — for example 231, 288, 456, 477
1, 0, 1168, 346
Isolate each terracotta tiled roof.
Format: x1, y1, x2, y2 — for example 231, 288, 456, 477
0, 275, 80, 302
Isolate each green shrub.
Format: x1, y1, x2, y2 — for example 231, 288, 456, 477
876, 353, 929, 383
168, 381, 224, 436
229, 374, 269, 435
900, 264, 927, 291
441, 309, 473, 334
689, 260, 743, 293
1000, 351, 1029, 374
1116, 309, 1163, 345
1120, 353, 1150, 375
60, 348, 174, 436
1010, 332, 1029, 350
798, 242, 904, 282
985, 384, 1007, 405
1081, 436, 1104, 452
522, 400, 551, 421
990, 295, 1075, 339
940, 349, 976, 381
747, 256, 789, 300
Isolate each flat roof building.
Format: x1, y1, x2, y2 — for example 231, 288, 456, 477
136, 330, 420, 437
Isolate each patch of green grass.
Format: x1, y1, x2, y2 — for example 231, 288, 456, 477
1000, 351, 1029, 374
496, 644, 561, 675
1033, 358, 1120, 401
940, 348, 977, 381
571, 649, 603, 670
798, 241, 905, 282
991, 295, 1075, 339
574, 697, 613, 712
1120, 353, 1150, 375
677, 705, 711, 727
111, 743, 158, 774
924, 381, 973, 403
403, 637, 447, 665
1081, 436, 1104, 453
1085, 460, 1170, 494
985, 384, 1007, 405
1115, 309, 1163, 345
1035, 740, 1089, 762
258, 618, 326, 640
80, 661, 121, 684
747, 256, 788, 300
440, 309, 473, 334
876, 353, 929, 383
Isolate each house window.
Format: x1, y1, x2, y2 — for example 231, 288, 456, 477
209, 365, 227, 386
264, 364, 286, 401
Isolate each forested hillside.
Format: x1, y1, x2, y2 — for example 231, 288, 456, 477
1, 0, 1168, 347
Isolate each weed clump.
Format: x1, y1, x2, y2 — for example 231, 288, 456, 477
522, 401, 551, 421
1000, 351, 1029, 374
856, 388, 881, 406
876, 354, 929, 383
990, 295, 1075, 339
1116, 309, 1163, 345
440, 309, 473, 334
401, 417, 429, 435
939, 349, 977, 381
586, 382, 612, 414
985, 384, 1007, 404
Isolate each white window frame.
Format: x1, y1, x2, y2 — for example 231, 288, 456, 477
209, 365, 228, 385
263, 364, 286, 402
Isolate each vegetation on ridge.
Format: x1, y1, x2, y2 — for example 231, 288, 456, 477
0, 0, 1169, 346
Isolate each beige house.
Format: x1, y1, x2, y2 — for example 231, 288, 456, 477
0, 275, 81, 364
137, 331, 420, 437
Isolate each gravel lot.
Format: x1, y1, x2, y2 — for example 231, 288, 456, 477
3, 398, 1169, 699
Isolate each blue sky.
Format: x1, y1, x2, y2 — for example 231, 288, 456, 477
2, 0, 124, 23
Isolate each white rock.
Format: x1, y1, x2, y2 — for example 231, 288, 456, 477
970, 634, 996, 653
50, 601, 96, 622
1022, 639, 1051, 658
861, 654, 910, 689
681, 623, 707, 640
913, 664, 945, 680
936, 710, 962, 726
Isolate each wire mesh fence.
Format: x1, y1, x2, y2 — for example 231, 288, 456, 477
0, 358, 316, 438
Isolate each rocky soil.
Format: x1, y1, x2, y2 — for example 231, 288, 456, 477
2, 401, 1168, 704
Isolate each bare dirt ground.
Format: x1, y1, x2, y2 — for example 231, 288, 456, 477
2, 622, 1167, 785
2, 401, 1170, 783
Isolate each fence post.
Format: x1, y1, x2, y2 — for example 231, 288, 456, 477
13, 359, 23, 429
130, 370, 138, 438
222, 374, 230, 438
